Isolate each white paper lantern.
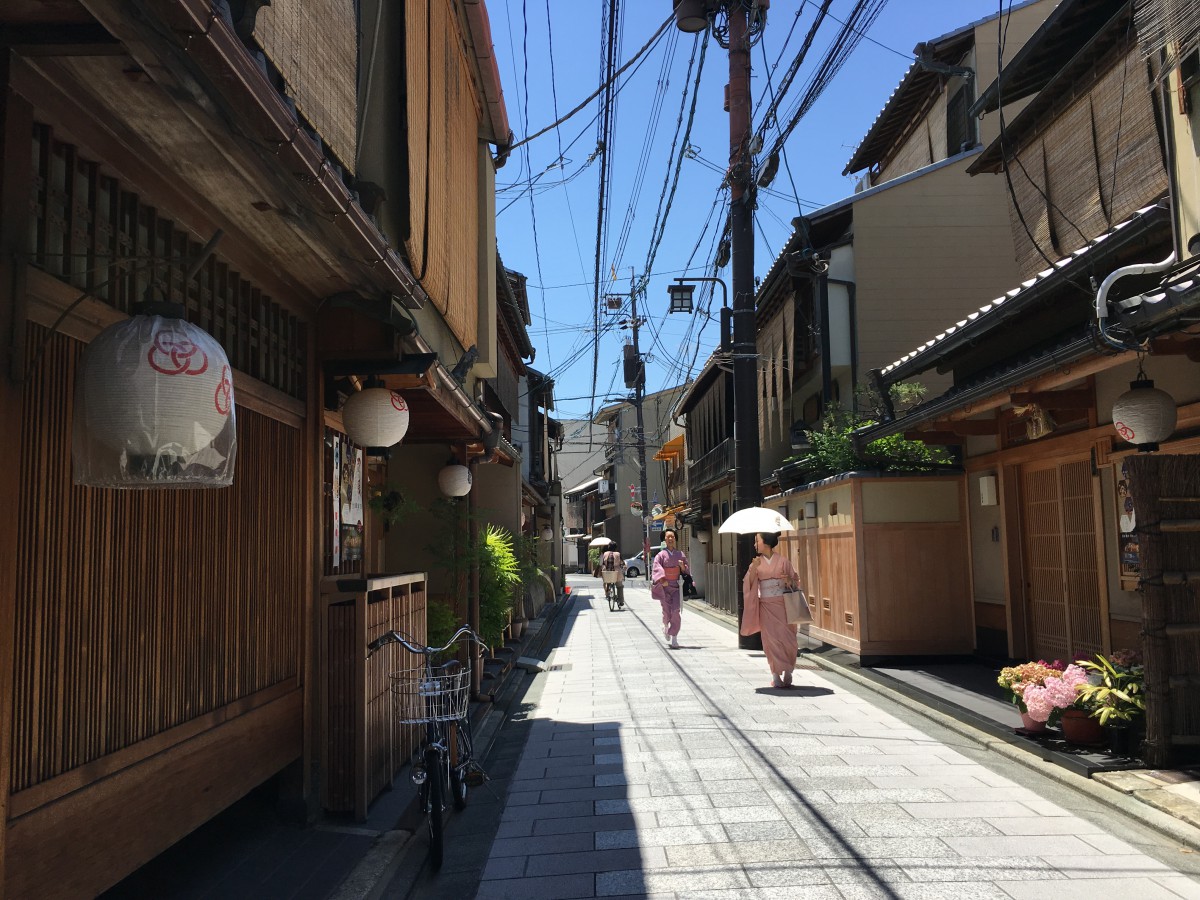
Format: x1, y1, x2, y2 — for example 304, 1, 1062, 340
75, 315, 236, 487
1112, 379, 1177, 451
342, 387, 410, 447
541, 525, 554, 541
438, 463, 472, 497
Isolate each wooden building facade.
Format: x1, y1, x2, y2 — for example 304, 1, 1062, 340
0, 0, 514, 895
860, 0, 1200, 761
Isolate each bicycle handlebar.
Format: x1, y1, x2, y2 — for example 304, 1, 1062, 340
366, 624, 490, 659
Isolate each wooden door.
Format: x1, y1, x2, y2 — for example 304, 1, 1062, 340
1020, 458, 1107, 662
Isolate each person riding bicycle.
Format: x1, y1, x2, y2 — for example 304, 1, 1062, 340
600, 545, 625, 608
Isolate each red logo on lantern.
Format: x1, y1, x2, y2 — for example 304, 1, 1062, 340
214, 365, 233, 415
390, 392, 407, 412
1115, 421, 1135, 441
148, 330, 210, 376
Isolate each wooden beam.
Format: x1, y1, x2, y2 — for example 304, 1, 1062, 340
1008, 388, 1094, 410
903, 431, 965, 445
931, 418, 999, 436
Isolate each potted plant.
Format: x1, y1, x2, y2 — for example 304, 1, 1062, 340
1077, 649, 1145, 757
1019, 663, 1090, 734
997, 660, 1066, 733
478, 524, 520, 650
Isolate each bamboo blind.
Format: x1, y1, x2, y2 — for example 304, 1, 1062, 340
12, 327, 306, 793
1007, 48, 1167, 277
757, 304, 793, 446
253, 0, 358, 172
404, 0, 481, 352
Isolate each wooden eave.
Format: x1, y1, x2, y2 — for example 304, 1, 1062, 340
10, 0, 433, 314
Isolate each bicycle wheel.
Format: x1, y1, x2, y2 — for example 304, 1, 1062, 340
423, 744, 445, 870
607, 583, 617, 612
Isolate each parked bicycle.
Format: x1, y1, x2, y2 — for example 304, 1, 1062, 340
366, 624, 489, 870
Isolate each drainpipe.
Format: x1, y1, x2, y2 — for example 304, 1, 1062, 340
461, 0, 514, 166
1094, 252, 1176, 350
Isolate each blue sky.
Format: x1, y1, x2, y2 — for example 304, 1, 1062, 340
490, 1, 1012, 425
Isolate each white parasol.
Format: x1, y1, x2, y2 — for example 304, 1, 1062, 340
588, 536, 615, 547
717, 506, 795, 535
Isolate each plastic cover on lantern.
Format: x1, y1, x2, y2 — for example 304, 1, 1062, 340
72, 315, 237, 488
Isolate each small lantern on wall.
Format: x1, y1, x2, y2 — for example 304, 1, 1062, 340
342, 380, 410, 448
1112, 362, 1177, 452
541, 525, 554, 542
73, 311, 236, 488
438, 462, 472, 497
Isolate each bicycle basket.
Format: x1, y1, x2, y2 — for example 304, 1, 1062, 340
601, 570, 621, 584
389, 666, 471, 723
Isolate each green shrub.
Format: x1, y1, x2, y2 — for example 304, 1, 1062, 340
784, 390, 954, 481
479, 525, 520, 648
425, 597, 458, 655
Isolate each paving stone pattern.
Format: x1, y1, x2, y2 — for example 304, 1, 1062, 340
475, 581, 1200, 900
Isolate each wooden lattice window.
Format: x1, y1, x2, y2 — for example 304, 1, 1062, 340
28, 123, 307, 401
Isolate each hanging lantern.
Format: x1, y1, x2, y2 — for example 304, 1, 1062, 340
342, 387, 410, 447
1113, 377, 1177, 452
541, 525, 554, 542
438, 463, 472, 497
73, 314, 236, 488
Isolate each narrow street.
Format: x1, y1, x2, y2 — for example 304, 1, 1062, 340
396, 577, 1200, 900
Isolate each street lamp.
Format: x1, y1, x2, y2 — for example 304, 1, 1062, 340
667, 282, 694, 314
668, 277, 730, 350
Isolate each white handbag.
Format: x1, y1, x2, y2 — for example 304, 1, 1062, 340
783, 589, 812, 625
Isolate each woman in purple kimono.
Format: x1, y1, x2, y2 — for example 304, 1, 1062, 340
651, 529, 689, 649
740, 532, 801, 687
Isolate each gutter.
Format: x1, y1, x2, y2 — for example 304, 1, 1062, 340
462, 0, 514, 166
156, 0, 435, 311
404, 333, 493, 434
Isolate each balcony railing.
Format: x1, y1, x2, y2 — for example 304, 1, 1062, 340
690, 438, 734, 490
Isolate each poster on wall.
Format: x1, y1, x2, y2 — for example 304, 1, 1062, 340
1116, 458, 1139, 584
332, 437, 341, 566
340, 445, 364, 563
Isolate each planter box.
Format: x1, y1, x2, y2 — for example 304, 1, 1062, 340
781, 473, 971, 658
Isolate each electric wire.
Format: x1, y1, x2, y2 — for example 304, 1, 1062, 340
509, 14, 673, 153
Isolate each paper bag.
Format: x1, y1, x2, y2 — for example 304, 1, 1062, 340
783, 590, 812, 625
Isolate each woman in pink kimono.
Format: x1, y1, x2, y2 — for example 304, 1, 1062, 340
651, 529, 689, 649
740, 532, 801, 687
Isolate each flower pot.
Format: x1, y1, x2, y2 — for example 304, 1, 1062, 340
1107, 725, 1139, 758
1059, 709, 1104, 745
1019, 711, 1047, 734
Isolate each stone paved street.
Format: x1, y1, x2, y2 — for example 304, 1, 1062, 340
471, 578, 1200, 900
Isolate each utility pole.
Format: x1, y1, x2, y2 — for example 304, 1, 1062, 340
727, 4, 761, 650
629, 281, 652, 578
